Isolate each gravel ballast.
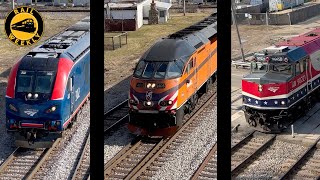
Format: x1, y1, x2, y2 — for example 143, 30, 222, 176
36, 101, 90, 179
237, 140, 307, 179
104, 125, 136, 164
151, 101, 217, 180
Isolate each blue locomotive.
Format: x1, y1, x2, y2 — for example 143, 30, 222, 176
6, 17, 90, 148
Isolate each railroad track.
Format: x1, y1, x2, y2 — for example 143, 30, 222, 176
71, 133, 90, 180
279, 137, 320, 180
191, 143, 217, 180
104, 100, 129, 134
231, 88, 242, 105
104, 137, 165, 179
104, 87, 217, 179
0, 139, 60, 180
231, 131, 276, 177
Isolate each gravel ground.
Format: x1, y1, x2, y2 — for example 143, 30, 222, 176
237, 140, 307, 179
104, 125, 136, 164
151, 101, 217, 180
36, 101, 90, 179
104, 76, 131, 112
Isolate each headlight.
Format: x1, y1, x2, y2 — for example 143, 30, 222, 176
129, 99, 138, 105
258, 84, 263, 92
9, 104, 18, 112
159, 100, 174, 106
46, 106, 57, 113
144, 101, 153, 106
56, 121, 61, 126
281, 101, 286, 105
147, 83, 156, 89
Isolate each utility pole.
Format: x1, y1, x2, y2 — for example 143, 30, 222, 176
231, 0, 245, 62
183, 0, 185, 16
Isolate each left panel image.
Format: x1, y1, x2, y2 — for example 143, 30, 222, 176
0, 2, 90, 179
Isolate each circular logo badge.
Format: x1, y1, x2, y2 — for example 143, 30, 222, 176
4, 6, 44, 46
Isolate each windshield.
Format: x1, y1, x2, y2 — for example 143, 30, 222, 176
16, 70, 55, 94
35, 72, 54, 94
269, 64, 292, 75
251, 62, 268, 73
16, 71, 34, 93
134, 60, 183, 79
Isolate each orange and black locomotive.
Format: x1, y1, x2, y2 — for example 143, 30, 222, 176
128, 13, 217, 136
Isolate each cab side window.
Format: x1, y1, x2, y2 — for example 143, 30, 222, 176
295, 62, 301, 75
187, 59, 196, 74
300, 59, 306, 73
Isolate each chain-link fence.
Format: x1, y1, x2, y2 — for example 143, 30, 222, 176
232, 3, 320, 25
232, 12, 292, 25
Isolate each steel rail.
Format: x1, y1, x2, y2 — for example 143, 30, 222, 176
26, 139, 61, 180
130, 92, 217, 179
104, 99, 129, 134
71, 133, 90, 180
279, 136, 320, 180
231, 134, 276, 176
231, 130, 256, 150
104, 138, 163, 179
191, 142, 217, 180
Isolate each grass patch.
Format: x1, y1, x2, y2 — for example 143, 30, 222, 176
105, 12, 212, 62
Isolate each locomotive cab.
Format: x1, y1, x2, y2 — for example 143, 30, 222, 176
242, 46, 309, 132
6, 56, 65, 147
128, 39, 194, 136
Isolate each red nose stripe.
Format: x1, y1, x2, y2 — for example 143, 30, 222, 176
51, 58, 74, 100
21, 123, 44, 128
6, 61, 21, 98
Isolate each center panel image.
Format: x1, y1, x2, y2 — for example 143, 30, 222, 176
104, 2, 217, 179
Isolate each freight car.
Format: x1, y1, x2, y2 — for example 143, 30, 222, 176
128, 13, 217, 136
6, 16, 90, 148
242, 28, 320, 133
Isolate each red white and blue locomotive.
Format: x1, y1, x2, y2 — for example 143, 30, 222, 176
242, 28, 320, 132
6, 17, 90, 148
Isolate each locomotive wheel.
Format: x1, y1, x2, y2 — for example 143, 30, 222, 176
211, 74, 216, 83
203, 78, 212, 93
192, 93, 199, 110
247, 118, 257, 127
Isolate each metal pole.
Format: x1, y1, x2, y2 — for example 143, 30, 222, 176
266, 12, 268, 26
288, 13, 291, 26
122, 12, 124, 32
12, 0, 14, 10
183, 0, 185, 16
231, 1, 245, 62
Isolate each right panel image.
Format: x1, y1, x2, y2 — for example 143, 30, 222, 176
232, 0, 320, 179
104, 1, 217, 179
